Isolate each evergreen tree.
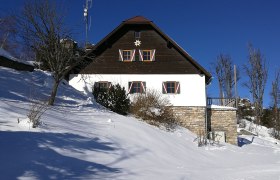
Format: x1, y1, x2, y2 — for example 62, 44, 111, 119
93, 83, 130, 115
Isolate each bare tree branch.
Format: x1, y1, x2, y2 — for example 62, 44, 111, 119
270, 69, 280, 138
17, 0, 87, 105
211, 54, 240, 99
244, 43, 268, 124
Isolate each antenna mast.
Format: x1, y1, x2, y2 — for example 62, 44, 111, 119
84, 0, 92, 47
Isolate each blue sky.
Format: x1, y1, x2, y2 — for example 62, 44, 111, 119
1, 0, 280, 107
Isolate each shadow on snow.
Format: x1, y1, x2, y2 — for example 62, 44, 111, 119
0, 68, 90, 106
0, 131, 122, 179
238, 136, 255, 147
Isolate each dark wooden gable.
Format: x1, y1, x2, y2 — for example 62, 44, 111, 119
81, 16, 212, 84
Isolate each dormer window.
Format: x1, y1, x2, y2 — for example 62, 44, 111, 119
134, 31, 141, 39
139, 49, 156, 61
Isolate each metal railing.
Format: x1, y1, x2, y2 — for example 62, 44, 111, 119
207, 97, 237, 108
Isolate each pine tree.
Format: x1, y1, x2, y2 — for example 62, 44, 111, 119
93, 83, 130, 115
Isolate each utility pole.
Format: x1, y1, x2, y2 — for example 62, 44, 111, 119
234, 65, 238, 108
84, 0, 92, 47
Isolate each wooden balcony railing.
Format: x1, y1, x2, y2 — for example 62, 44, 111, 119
207, 98, 237, 108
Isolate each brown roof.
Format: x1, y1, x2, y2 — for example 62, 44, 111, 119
85, 16, 212, 84
124, 16, 151, 23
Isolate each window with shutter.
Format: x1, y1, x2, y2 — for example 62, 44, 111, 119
96, 81, 111, 91
123, 50, 131, 61
162, 81, 180, 94
128, 81, 146, 94
119, 49, 135, 62
139, 49, 156, 61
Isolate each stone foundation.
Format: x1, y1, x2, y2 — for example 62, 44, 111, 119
172, 106, 206, 135
207, 107, 237, 145
172, 106, 237, 145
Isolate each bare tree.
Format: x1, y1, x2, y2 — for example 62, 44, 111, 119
17, 0, 87, 105
270, 69, 280, 139
212, 54, 224, 100
212, 54, 240, 99
0, 15, 18, 54
244, 44, 268, 125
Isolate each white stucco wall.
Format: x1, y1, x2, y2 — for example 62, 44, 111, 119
69, 74, 206, 107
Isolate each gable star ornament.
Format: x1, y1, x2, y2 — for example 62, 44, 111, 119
134, 40, 141, 46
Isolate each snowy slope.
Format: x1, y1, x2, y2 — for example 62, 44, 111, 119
0, 48, 33, 65
0, 67, 280, 180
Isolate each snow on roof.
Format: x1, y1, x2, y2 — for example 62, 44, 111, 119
0, 48, 33, 66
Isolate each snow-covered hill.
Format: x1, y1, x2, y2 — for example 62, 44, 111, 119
1, 67, 280, 180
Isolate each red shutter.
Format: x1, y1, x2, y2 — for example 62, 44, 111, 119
162, 82, 167, 94
128, 81, 134, 94
139, 50, 143, 61
94, 82, 100, 89
119, 49, 124, 61
131, 49, 136, 61
108, 82, 112, 89
140, 81, 146, 93
151, 49, 156, 61
175, 82, 180, 94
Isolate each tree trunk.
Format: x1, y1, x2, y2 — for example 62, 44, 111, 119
48, 80, 59, 105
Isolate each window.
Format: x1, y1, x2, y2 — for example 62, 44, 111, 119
162, 81, 180, 94
139, 49, 156, 61
99, 82, 109, 90
119, 49, 136, 61
135, 31, 141, 39
166, 82, 176, 93
132, 82, 141, 93
123, 50, 131, 61
128, 81, 146, 94
143, 50, 151, 61
94, 81, 111, 91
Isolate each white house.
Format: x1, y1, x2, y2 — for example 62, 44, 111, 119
68, 16, 237, 145
69, 16, 212, 107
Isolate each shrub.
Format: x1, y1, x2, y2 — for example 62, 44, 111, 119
130, 90, 177, 130
27, 100, 48, 128
93, 83, 130, 115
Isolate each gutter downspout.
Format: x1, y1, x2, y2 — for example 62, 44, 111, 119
205, 77, 213, 136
